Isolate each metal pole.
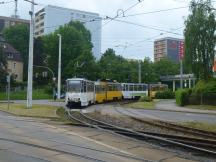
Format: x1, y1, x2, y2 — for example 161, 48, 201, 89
57, 34, 62, 99
27, 0, 34, 108
138, 61, 141, 83
180, 59, 183, 89
7, 75, 10, 110
14, 0, 18, 18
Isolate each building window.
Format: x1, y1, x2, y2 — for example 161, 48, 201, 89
7, 53, 13, 59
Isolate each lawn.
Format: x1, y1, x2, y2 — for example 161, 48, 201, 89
124, 101, 155, 109
181, 121, 216, 132
186, 105, 216, 111
0, 89, 52, 100
0, 103, 59, 118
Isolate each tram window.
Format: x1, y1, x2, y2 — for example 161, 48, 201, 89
113, 84, 115, 91
123, 84, 125, 91
134, 85, 137, 91
143, 85, 147, 91
129, 85, 133, 91
138, 85, 143, 91
67, 80, 81, 92
108, 84, 112, 91
83, 81, 87, 92
117, 84, 121, 91
125, 85, 128, 91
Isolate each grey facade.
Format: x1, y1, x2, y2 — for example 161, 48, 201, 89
154, 37, 184, 62
35, 5, 102, 60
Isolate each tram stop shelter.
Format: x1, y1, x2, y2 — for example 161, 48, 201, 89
160, 74, 196, 92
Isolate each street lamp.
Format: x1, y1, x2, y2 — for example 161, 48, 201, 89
57, 34, 62, 99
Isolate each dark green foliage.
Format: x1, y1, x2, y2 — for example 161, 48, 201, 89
184, 0, 216, 80
0, 44, 7, 87
139, 96, 152, 102
155, 90, 175, 99
153, 58, 180, 78
3, 24, 29, 80
98, 52, 179, 83
43, 21, 97, 81
192, 79, 216, 94
176, 89, 191, 106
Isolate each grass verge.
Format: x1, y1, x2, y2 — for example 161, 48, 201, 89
181, 121, 216, 132
0, 103, 59, 118
0, 89, 52, 100
186, 105, 216, 111
124, 101, 155, 109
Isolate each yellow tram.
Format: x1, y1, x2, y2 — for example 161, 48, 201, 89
149, 84, 168, 98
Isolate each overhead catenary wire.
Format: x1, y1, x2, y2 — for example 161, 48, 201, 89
92, 0, 145, 33
0, 0, 14, 4
110, 18, 183, 36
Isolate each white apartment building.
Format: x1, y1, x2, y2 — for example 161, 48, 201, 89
35, 5, 102, 59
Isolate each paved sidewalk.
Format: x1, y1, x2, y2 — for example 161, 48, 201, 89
155, 100, 216, 115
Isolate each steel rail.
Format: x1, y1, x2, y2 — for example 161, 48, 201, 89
114, 107, 216, 139
67, 110, 216, 156
66, 110, 157, 162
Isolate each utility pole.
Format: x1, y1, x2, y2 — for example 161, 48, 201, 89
179, 41, 184, 89
180, 60, 183, 89
25, 0, 36, 108
57, 34, 62, 99
14, 0, 18, 18
138, 61, 141, 83
7, 75, 10, 110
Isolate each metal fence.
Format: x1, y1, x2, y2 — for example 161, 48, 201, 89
188, 93, 216, 106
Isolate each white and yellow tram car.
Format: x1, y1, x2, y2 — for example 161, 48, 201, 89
95, 81, 107, 103
149, 84, 168, 98
106, 82, 122, 101
122, 83, 148, 99
66, 78, 95, 107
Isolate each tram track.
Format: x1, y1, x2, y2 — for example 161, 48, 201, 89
67, 110, 216, 157
114, 107, 216, 140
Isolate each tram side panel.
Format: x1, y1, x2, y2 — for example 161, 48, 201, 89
106, 83, 122, 101
122, 83, 148, 99
95, 82, 107, 103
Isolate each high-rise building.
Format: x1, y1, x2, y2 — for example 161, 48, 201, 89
0, 16, 29, 33
35, 5, 102, 59
154, 37, 184, 62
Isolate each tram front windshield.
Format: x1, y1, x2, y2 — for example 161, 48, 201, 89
67, 80, 81, 92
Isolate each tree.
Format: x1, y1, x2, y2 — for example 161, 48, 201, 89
0, 44, 7, 88
142, 57, 158, 83
43, 21, 97, 81
184, 0, 216, 80
153, 58, 180, 79
3, 24, 29, 80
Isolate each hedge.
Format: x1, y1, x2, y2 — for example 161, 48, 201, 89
175, 89, 191, 106
155, 90, 175, 99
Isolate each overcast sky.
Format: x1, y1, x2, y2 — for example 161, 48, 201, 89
0, 0, 215, 60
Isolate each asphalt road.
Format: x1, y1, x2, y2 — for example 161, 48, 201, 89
0, 111, 145, 162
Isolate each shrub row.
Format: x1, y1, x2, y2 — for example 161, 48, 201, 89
139, 96, 152, 102
175, 89, 192, 106
155, 90, 175, 99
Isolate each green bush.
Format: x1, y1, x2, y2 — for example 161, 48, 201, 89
175, 89, 191, 106
193, 79, 216, 94
155, 90, 175, 99
139, 96, 152, 102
